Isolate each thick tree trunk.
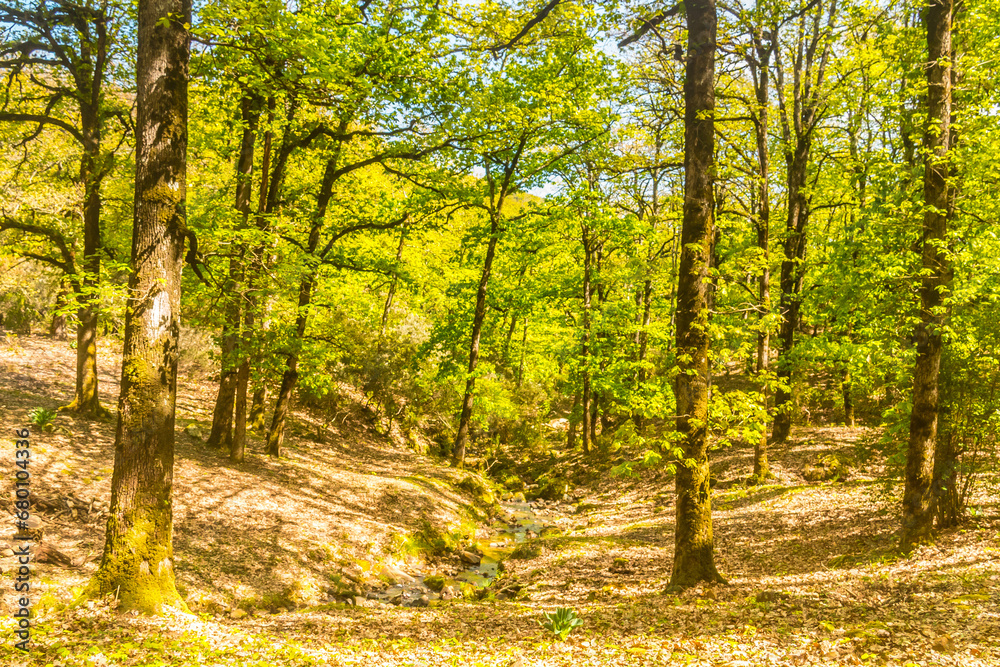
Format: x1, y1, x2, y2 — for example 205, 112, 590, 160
86, 0, 190, 613
670, 0, 724, 589
207, 97, 257, 450
266, 158, 338, 457
453, 216, 500, 466
901, 0, 953, 551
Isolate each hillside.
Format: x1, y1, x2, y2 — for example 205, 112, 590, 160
1, 334, 999, 667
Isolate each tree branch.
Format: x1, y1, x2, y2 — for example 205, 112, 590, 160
618, 3, 682, 49
489, 0, 563, 54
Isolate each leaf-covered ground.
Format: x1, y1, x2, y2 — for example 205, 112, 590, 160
1, 335, 998, 666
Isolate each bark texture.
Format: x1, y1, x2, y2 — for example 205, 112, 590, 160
749, 19, 775, 482
670, 0, 725, 589
86, 0, 191, 613
901, 0, 954, 551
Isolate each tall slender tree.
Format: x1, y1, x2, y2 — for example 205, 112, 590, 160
670, 0, 726, 589
770, 0, 839, 444
0, 0, 125, 417
84, 0, 190, 612
901, 0, 955, 551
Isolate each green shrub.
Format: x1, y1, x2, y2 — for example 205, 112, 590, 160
28, 407, 57, 432
538, 607, 584, 640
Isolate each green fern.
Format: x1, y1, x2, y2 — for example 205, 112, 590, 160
28, 407, 57, 432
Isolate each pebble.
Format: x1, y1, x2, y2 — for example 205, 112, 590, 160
381, 564, 415, 585
458, 550, 481, 565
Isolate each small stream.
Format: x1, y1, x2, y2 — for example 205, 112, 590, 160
364, 501, 563, 607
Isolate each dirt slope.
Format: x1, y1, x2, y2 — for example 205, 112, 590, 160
1, 334, 998, 667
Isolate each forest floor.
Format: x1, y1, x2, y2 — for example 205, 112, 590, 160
0, 334, 998, 667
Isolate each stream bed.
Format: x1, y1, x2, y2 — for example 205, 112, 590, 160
361, 500, 565, 607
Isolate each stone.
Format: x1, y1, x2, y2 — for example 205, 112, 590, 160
381, 564, 415, 585
410, 595, 430, 607
441, 585, 459, 600
1, 548, 14, 557
458, 550, 481, 565
184, 423, 203, 441
423, 574, 446, 592
230, 609, 246, 619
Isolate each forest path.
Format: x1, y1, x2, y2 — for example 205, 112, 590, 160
0, 335, 998, 666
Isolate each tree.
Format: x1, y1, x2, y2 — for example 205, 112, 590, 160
900, 0, 955, 551
0, 0, 128, 417
84, 0, 190, 612
449, 0, 613, 466
770, 0, 840, 444
669, 0, 726, 589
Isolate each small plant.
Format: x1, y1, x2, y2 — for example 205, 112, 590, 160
28, 407, 57, 432
538, 606, 584, 640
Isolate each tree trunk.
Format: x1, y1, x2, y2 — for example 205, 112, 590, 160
567, 391, 580, 449
231, 354, 250, 463
62, 104, 106, 417
50, 283, 69, 340
901, 0, 954, 551
842, 368, 855, 426
633, 279, 653, 433
207, 96, 257, 450
750, 26, 773, 483
379, 228, 407, 340
581, 227, 593, 455
453, 213, 500, 466
589, 391, 599, 442
670, 0, 724, 589
86, 0, 190, 613
770, 140, 810, 444
232, 101, 274, 451
769, 0, 837, 445
266, 157, 338, 457
933, 432, 960, 528
516, 317, 527, 388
